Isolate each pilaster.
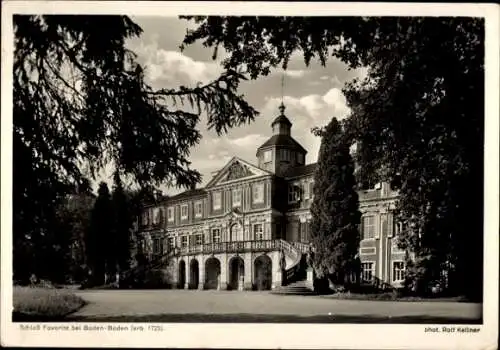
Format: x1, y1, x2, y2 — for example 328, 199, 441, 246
244, 253, 253, 290
198, 257, 205, 290
184, 256, 191, 289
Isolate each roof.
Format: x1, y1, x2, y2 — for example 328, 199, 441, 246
283, 163, 318, 179
271, 114, 292, 127
167, 188, 206, 202
257, 134, 307, 153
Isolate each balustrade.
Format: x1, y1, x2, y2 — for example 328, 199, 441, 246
177, 240, 280, 256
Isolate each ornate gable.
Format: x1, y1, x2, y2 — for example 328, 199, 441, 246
221, 162, 254, 182
206, 157, 271, 188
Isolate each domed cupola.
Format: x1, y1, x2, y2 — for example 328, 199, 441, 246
256, 102, 307, 175
271, 103, 292, 136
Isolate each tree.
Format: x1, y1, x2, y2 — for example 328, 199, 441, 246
181, 16, 484, 299
87, 182, 113, 285
310, 118, 361, 288
54, 190, 95, 283
13, 15, 258, 281
111, 171, 134, 274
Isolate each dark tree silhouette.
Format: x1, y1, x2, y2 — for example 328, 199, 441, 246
87, 182, 113, 285
111, 171, 134, 274
310, 118, 361, 287
181, 16, 484, 299
13, 15, 258, 281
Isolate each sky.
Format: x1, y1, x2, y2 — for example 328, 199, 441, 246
98, 16, 367, 195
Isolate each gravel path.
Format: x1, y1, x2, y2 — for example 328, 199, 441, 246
72, 290, 481, 322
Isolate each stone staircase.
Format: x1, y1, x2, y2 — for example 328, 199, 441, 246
272, 241, 316, 296
270, 280, 316, 296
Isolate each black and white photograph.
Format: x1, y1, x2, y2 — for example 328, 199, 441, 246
1, 2, 498, 349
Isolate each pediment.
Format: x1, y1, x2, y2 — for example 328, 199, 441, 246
206, 157, 271, 188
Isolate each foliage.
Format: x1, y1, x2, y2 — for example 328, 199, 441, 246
111, 171, 134, 273
86, 182, 113, 285
181, 16, 484, 299
13, 286, 85, 319
13, 15, 258, 282
309, 118, 361, 284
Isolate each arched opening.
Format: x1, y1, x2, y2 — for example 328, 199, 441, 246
230, 223, 243, 242
189, 259, 199, 289
178, 260, 186, 289
205, 257, 221, 290
254, 254, 272, 290
228, 256, 245, 290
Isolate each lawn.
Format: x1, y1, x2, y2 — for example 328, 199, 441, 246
12, 286, 86, 321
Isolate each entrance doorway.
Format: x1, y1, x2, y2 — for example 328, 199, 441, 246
254, 254, 272, 290
189, 259, 199, 289
205, 257, 221, 290
228, 256, 245, 290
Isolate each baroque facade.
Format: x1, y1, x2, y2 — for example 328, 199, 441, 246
136, 104, 406, 290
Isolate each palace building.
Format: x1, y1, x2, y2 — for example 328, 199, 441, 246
135, 103, 406, 291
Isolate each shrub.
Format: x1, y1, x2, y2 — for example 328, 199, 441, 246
13, 286, 85, 320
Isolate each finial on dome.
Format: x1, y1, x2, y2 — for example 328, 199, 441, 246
279, 102, 286, 116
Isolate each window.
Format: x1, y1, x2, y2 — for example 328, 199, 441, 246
181, 236, 188, 248
252, 183, 264, 204
309, 181, 314, 199
167, 207, 174, 222
195, 234, 203, 246
195, 201, 203, 218
288, 184, 300, 203
299, 222, 310, 242
153, 238, 163, 255
168, 237, 175, 249
212, 229, 221, 243
232, 189, 242, 207
297, 153, 304, 164
394, 219, 407, 237
392, 261, 405, 282
142, 212, 148, 226
153, 208, 160, 224
303, 182, 310, 199
362, 216, 376, 239
361, 262, 375, 282
263, 150, 272, 162
213, 192, 222, 210
254, 224, 264, 240
181, 204, 188, 220
281, 149, 290, 161
159, 208, 165, 224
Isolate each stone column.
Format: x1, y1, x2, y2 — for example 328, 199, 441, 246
238, 275, 244, 291
198, 257, 205, 290
272, 268, 284, 289
220, 255, 228, 290
184, 256, 190, 289
272, 251, 286, 289
244, 253, 253, 290
305, 267, 315, 291
171, 259, 178, 289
